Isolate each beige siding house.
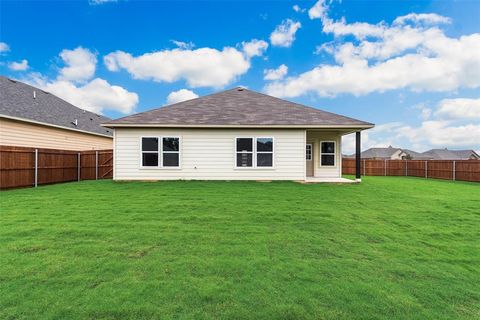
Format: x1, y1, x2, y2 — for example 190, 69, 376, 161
105, 88, 373, 182
0, 76, 112, 151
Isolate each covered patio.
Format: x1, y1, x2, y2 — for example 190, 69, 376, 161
305, 129, 363, 182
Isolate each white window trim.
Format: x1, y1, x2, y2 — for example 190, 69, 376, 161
320, 140, 336, 167
234, 137, 275, 169
139, 136, 182, 169
306, 144, 312, 161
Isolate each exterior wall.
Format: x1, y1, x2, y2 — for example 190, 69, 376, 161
0, 117, 112, 151
391, 150, 407, 160
306, 131, 343, 178
114, 128, 306, 180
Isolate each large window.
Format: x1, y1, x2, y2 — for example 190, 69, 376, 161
141, 136, 180, 168
320, 141, 335, 166
236, 137, 274, 168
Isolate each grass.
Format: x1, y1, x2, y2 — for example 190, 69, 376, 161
0, 177, 479, 320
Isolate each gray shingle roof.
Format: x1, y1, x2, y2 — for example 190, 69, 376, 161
105, 87, 373, 128
346, 146, 402, 159
0, 76, 112, 137
422, 149, 480, 160
402, 149, 433, 160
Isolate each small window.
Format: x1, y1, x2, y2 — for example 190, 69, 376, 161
162, 137, 180, 167
236, 138, 253, 167
256, 138, 273, 167
320, 141, 335, 166
142, 137, 159, 166
306, 144, 312, 161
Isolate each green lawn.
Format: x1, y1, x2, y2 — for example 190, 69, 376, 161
0, 177, 479, 320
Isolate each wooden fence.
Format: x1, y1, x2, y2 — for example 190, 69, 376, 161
0, 145, 113, 190
342, 158, 480, 182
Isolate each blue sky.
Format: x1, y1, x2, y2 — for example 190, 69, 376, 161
1, 0, 479, 153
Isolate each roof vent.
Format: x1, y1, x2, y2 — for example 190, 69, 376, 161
33, 91, 36, 99
237, 87, 244, 91
8, 78, 17, 83
72, 119, 78, 126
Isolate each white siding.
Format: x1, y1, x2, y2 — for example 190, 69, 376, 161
114, 128, 306, 180
306, 131, 343, 178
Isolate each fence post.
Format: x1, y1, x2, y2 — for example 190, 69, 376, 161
425, 160, 428, 178
34, 149, 38, 187
384, 159, 387, 176
405, 159, 408, 176
453, 160, 456, 181
95, 151, 99, 180
78, 153, 81, 181
363, 159, 366, 176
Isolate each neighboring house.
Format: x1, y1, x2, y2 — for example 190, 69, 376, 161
0, 76, 113, 150
103, 87, 373, 182
421, 149, 480, 160
348, 146, 408, 160
401, 149, 433, 160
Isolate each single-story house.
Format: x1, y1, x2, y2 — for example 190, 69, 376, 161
104, 88, 373, 182
0, 76, 113, 151
348, 146, 409, 160
421, 148, 480, 160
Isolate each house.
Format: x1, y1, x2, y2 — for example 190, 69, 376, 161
0, 76, 113, 151
103, 87, 373, 182
422, 148, 480, 160
401, 149, 434, 160
348, 146, 408, 160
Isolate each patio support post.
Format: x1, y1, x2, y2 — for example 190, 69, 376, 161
355, 131, 361, 182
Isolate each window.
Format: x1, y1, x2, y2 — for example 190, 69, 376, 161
306, 144, 312, 161
256, 138, 273, 167
163, 137, 180, 167
236, 138, 253, 167
142, 137, 159, 167
141, 136, 180, 168
236, 137, 274, 168
320, 141, 335, 166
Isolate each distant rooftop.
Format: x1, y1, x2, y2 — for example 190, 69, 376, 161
0, 76, 112, 137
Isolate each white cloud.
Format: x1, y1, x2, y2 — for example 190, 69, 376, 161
270, 19, 301, 47
29, 76, 138, 114
397, 120, 480, 148
23, 46, 139, 115
58, 47, 97, 83
322, 18, 386, 39
104, 46, 252, 88
265, 4, 480, 98
293, 5, 305, 13
241, 39, 268, 58
8, 59, 29, 71
435, 98, 480, 120
342, 99, 480, 153
0, 42, 10, 53
393, 13, 452, 26
89, 0, 117, 5
171, 40, 195, 50
264, 64, 288, 81
308, 0, 328, 20
166, 89, 199, 105
412, 103, 432, 120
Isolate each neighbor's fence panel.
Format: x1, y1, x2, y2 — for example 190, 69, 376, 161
0, 145, 113, 189
342, 158, 480, 182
